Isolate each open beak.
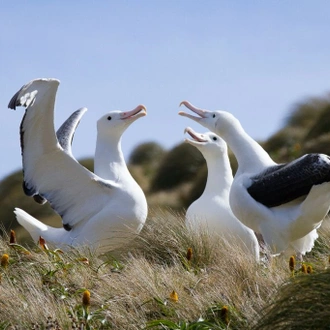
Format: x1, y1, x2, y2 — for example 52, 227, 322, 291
184, 127, 207, 145
121, 105, 147, 120
179, 101, 209, 123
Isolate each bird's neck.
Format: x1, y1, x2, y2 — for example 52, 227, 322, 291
222, 124, 275, 174
94, 135, 131, 181
203, 152, 233, 197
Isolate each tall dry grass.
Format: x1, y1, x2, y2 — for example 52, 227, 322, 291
0, 210, 329, 329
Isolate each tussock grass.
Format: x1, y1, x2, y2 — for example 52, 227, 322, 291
1, 211, 330, 329
252, 269, 330, 330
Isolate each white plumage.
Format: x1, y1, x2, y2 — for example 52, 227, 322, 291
28, 107, 88, 205
9, 78, 148, 253
179, 101, 330, 255
184, 127, 260, 260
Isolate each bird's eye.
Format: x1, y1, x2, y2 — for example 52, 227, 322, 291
212, 114, 216, 118
107, 116, 112, 121
213, 137, 217, 141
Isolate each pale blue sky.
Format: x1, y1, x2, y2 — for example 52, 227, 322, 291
1, 1, 330, 180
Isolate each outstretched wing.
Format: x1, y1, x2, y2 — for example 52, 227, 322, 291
247, 154, 330, 207
9, 79, 60, 204
9, 79, 117, 230
31, 107, 88, 204
56, 107, 87, 157
31, 152, 118, 231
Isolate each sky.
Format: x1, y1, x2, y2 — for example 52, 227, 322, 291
1, 1, 330, 181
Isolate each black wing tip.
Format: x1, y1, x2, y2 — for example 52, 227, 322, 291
56, 107, 88, 152
63, 223, 72, 231
8, 90, 21, 110
33, 194, 47, 205
66, 107, 87, 125
22, 182, 47, 205
22, 181, 36, 197
74, 107, 88, 115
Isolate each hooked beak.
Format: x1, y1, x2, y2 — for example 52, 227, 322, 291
184, 127, 207, 146
121, 105, 147, 120
179, 101, 209, 123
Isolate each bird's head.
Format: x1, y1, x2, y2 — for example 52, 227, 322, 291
97, 105, 147, 137
184, 127, 227, 155
179, 101, 238, 138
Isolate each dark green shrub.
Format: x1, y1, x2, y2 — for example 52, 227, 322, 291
129, 142, 165, 166
149, 143, 205, 192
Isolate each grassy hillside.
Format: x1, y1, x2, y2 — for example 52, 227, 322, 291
1, 92, 330, 328
1, 210, 330, 329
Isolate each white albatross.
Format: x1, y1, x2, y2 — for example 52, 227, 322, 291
184, 127, 260, 261
9, 78, 148, 253
179, 101, 329, 255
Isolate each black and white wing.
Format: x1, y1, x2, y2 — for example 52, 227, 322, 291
32, 107, 87, 204
9, 78, 117, 230
56, 107, 87, 157
248, 154, 330, 207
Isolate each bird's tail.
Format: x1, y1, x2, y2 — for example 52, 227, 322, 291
289, 229, 319, 255
14, 208, 62, 244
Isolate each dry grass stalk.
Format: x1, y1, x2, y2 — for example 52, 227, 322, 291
0, 210, 329, 329
9, 229, 16, 244
289, 255, 295, 272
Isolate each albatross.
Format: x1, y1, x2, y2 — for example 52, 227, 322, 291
184, 127, 260, 261
9, 78, 148, 253
179, 101, 329, 255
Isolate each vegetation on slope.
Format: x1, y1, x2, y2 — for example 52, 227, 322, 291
0, 210, 330, 330
1, 210, 330, 329
1, 92, 330, 328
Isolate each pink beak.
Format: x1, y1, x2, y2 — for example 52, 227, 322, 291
179, 100, 209, 122
184, 127, 207, 142
121, 105, 147, 120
